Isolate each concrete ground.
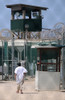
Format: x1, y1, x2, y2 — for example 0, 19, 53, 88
0, 76, 65, 100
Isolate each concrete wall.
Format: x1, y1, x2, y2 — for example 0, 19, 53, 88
35, 71, 60, 90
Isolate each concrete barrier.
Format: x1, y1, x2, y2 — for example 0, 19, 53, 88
35, 71, 60, 90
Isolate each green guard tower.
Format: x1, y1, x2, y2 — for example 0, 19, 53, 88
6, 4, 48, 76
6, 4, 48, 38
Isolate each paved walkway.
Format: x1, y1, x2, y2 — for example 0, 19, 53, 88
0, 77, 65, 100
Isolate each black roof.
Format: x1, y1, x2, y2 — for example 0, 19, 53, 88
6, 4, 48, 11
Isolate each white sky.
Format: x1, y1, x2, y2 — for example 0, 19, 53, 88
0, 0, 65, 30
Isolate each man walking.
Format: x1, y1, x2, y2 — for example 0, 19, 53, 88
14, 62, 27, 94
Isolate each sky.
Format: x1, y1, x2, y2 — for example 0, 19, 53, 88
0, 0, 65, 30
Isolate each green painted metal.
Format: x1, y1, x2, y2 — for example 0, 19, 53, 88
0, 41, 63, 75
3, 42, 9, 75
11, 18, 42, 32
62, 32, 65, 88
0, 48, 2, 65
4, 42, 8, 62
40, 48, 59, 59
25, 42, 37, 63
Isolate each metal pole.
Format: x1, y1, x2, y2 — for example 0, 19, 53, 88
12, 36, 14, 79
26, 29, 28, 69
60, 25, 65, 89
2, 41, 3, 80
62, 32, 65, 89
18, 51, 19, 62
20, 52, 21, 60
61, 32, 63, 89
24, 32, 25, 60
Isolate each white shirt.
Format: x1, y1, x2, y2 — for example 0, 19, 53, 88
14, 66, 27, 83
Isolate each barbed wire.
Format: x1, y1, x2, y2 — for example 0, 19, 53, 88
0, 22, 65, 41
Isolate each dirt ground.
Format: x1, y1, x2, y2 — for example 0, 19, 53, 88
0, 76, 65, 100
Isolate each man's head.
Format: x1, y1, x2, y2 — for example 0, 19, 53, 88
17, 62, 21, 66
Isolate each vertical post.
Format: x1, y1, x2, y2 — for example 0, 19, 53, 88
24, 33, 25, 60
11, 11, 14, 20
22, 10, 25, 19
59, 49, 61, 72
29, 12, 31, 19
40, 49, 41, 71
62, 32, 65, 89
4, 41, 8, 74
62, 32, 64, 88
39, 10, 41, 17
56, 57, 58, 72
2, 41, 3, 80
18, 51, 20, 62
24, 25, 29, 68
30, 42, 32, 63
26, 29, 28, 64
20, 52, 21, 60
37, 48, 40, 71
12, 35, 14, 79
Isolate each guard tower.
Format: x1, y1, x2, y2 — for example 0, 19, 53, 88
6, 4, 48, 38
